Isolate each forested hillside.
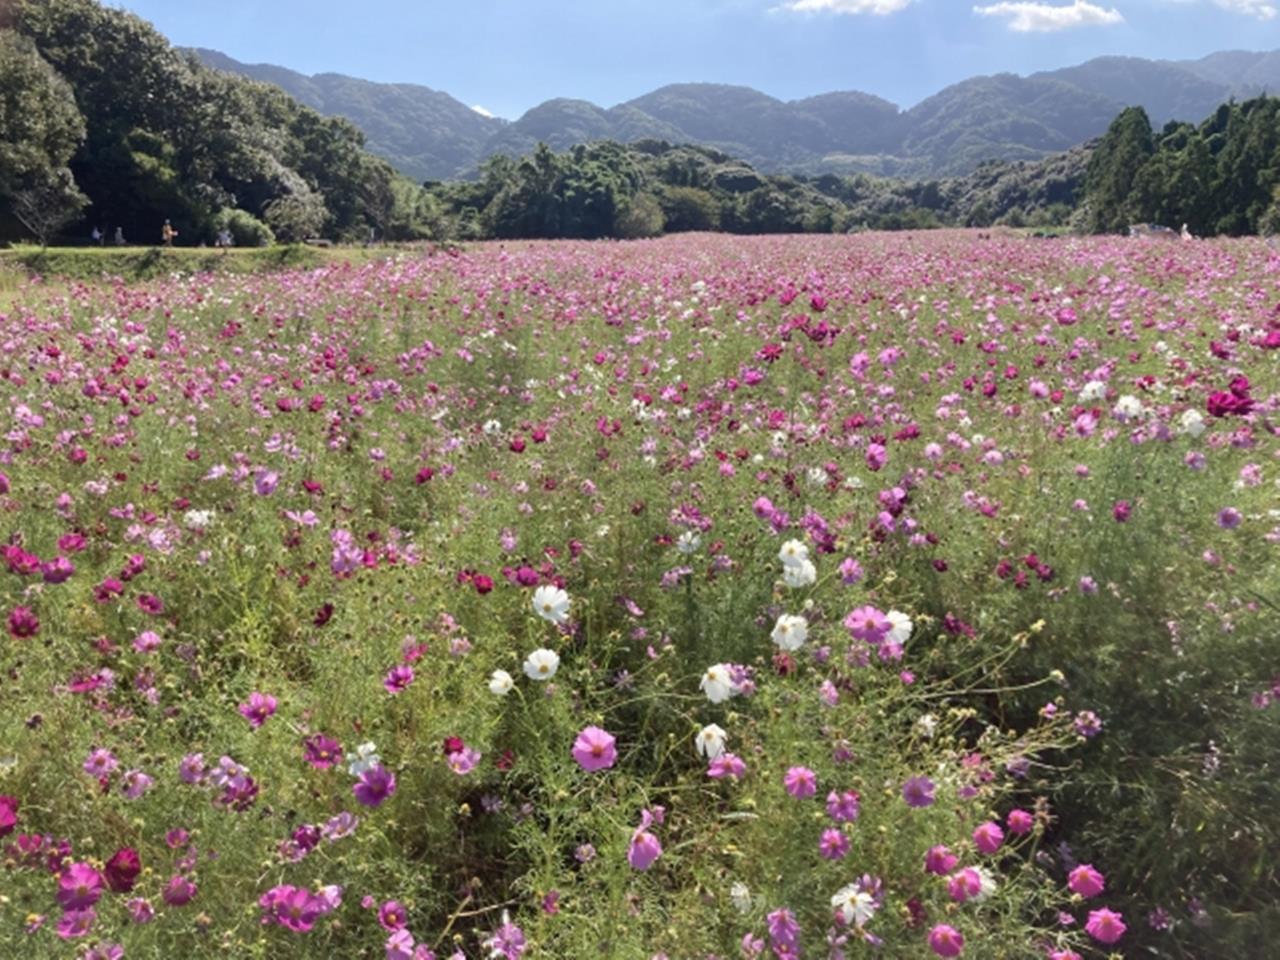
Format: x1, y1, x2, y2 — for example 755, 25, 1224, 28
0, 0, 441, 247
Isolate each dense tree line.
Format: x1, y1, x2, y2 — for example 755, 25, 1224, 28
426, 138, 1089, 241
1083, 97, 1280, 236
0, 0, 441, 247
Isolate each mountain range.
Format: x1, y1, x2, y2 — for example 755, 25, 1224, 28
191, 48, 1280, 182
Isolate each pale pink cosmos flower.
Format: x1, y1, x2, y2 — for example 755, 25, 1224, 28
571, 726, 618, 772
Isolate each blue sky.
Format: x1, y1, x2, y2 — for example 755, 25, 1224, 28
112, 0, 1279, 118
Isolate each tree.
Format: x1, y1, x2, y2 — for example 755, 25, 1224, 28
659, 186, 719, 232
1084, 106, 1154, 234
615, 193, 664, 239
12, 168, 87, 247
0, 30, 85, 201
264, 187, 327, 242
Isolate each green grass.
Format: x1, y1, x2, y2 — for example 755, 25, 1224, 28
0, 244, 408, 282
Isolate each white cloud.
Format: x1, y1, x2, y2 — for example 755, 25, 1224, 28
471, 105, 496, 118
782, 0, 913, 14
973, 1, 1124, 31
1207, 0, 1276, 19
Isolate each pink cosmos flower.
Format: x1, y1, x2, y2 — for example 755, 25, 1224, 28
239, 691, 277, 728
572, 725, 618, 772
1007, 809, 1034, 835
845, 605, 890, 644
972, 821, 1004, 854
446, 746, 481, 775
132, 630, 162, 653
947, 868, 983, 903
707, 753, 747, 780
125, 897, 155, 923
55, 908, 96, 939
1085, 907, 1126, 944
376, 900, 407, 932
925, 845, 958, 876
826, 789, 860, 822
818, 827, 849, 860
927, 924, 965, 957
384, 929, 416, 959
783, 766, 817, 799
628, 807, 664, 871
1067, 863, 1105, 898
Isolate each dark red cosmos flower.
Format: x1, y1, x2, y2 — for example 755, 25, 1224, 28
104, 847, 142, 892
7, 606, 38, 638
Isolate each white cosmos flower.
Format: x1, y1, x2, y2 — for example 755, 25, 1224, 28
531, 585, 571, 625
696, 723, 727, 760
730, 881, 753, 914
700, 664, 733, 704
886, 610, 913, 646
1179, 409, 1206, 437
482, 418, 502, 435
782, 559, 816, 588
831, 884, 878, 927
345, 741, 380, 777
1078, 380, 1107, 403
675, 530, 701, 555
1113, 395, 1144, 421
488, 669, 514, 696
917, 713, 938, 738
183, 509, 213, 531
778, 539, 809, 568
522, 648, 560, 681
771, 614, 808, 651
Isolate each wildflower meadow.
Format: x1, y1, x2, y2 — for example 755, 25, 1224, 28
0, 231, 1276, 959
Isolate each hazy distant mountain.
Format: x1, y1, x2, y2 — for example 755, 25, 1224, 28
192, 48, 1280, 181
190, 48, 505, 181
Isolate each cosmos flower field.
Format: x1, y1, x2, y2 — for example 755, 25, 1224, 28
0, 232, 1276, 959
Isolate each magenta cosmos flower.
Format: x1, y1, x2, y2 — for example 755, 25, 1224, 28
57, 862, 105, 910
383, 665, 415, 694
572, 726, 618, 772
353, 764, 397, 807
1085, 907, 1126, 944
238, 691, 278, 728
925, 845, 958, 876
927, 924, 965, 957
0, 795, 17, 836
303, 733, 342, 769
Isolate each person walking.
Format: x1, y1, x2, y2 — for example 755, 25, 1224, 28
114, 227, 125, 246
162, 219, 178, 247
